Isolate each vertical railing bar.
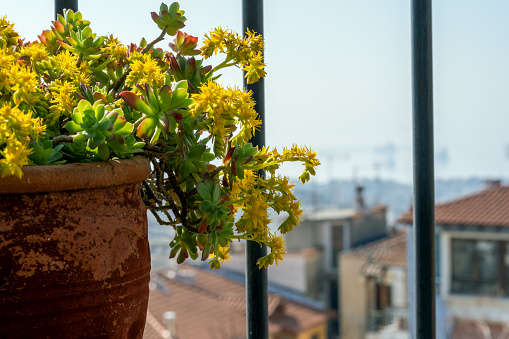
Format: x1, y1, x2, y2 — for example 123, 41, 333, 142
242, 1, 268, 338
54, 0, 78, 19
411, 0, 436, 338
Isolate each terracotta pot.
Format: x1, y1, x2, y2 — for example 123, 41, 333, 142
0, 157, 152, 338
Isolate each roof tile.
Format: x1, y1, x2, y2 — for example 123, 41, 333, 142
143, 264, 331, 339
398, 185, 509, 227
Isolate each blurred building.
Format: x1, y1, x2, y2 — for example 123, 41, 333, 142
398, 181, 509, 339
143, 264, 332, 339
339, 231, 408, 339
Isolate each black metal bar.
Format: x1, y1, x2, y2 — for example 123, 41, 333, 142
411, 0, 435, 338
55, 0, 78, 20
243, 1, 268, 338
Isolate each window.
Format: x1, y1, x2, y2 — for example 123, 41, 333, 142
330, 225, 342, 269
451, 239, 508, 296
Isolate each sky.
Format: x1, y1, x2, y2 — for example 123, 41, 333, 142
2, 0, 509, 184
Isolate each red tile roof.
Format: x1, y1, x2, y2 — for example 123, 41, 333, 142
397, 185, 509, 227
143, 265, 331, 339
341, 230, 407, 267
452, 321, 505, 339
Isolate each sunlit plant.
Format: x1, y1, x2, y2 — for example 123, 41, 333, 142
0, 3, 320, 269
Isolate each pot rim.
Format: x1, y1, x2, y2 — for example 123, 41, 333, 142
0, 156, 151, 195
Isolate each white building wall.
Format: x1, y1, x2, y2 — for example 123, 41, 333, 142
442, 230, 509, 324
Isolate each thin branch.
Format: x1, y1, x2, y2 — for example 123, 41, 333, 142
52, 135, 76, 146
143, 149, 179, 159
142, 26, 167, 54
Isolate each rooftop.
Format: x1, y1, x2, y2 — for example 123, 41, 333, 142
397, 184, 509, 228
143, 264, 332, 339
341, 230, 407, 267
302, 205, 387, 222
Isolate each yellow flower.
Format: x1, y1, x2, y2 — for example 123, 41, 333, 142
190, 81, 261, 146
0, 140, 31, 178
0, 16, 19, 49
0, 103, 45, 178
47, 80, 78, 124
103, 35, 128, 62
126, 52, 164, 87
242, 52, 266, 84
10, 63, 39, 106
17, 42, 49, 63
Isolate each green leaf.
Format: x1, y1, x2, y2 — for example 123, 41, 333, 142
199, 200, 214, 213
188, 144, 206, 159
181, 159, 192, 177
196, 182, 212, 201
212, 183, 221, 204
64, 120, 83, 133
202, 152, 215, 162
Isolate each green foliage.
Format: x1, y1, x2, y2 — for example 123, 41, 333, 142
64, 100, 136, 160
29, 136, 65, 165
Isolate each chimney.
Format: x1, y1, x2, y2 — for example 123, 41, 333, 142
163, 311, 177, 338
484, 180, 501, 189
355, 185, 366, 212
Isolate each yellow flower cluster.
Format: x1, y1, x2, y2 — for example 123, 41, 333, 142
190, 81, 261, 146
126, 52, 165, 87
256, 233, 286, 269
208, 244, 231, 270
16, 42, 50, 66
0, 16, 19, 49
229, 169, 303, 268
0, 49, 40, 108
0, 103, 45, 178
201, 27, 265, 84
103, 35, 128, 63
46, 80, 78, 125
252, 145, 321, 184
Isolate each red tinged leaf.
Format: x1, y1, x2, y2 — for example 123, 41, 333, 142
231, 159, 237, 176
201, 65, 213, 75
53, 20, 65, 34
136, 118, 157, 138
198, 220, 207, 234
150, 12, 161, 23
168, 111, 182, 122
119, 91, 154, 115
160, 115, 170, 135
38, 35, 47, 44
93, 92, 107, 103
224, 146, 235, 163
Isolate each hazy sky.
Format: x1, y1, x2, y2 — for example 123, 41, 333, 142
3, 0, 509, 183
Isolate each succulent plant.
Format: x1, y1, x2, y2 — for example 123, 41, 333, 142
151, 2, 186, 36
1, 2, 320, 270
38, 9, 91, 53
64, 100, 141, 160
119, 80, 192, 144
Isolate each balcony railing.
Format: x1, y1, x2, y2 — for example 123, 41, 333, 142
367, 307, 409, 333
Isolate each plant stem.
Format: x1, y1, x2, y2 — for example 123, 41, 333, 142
52, 135, 76, 146
212, 57, 235, 73
141, 26, 167, 54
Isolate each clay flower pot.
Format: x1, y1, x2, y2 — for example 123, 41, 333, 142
0, 157, 152, 338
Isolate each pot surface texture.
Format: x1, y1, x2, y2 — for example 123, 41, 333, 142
0, 157, 152, 338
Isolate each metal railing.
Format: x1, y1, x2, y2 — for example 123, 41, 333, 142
411, 0, 435, 338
